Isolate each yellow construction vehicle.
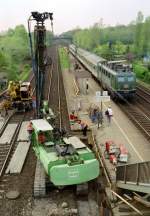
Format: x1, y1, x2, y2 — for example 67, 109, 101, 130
7, 81, 32, 111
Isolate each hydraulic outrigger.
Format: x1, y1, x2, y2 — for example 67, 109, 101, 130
28, 11, 53, 118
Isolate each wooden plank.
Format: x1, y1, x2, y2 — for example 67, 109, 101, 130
6, 141, 30, 174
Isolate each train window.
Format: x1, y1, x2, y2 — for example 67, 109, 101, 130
118, 77, 124, 82
128, 77, 134, 82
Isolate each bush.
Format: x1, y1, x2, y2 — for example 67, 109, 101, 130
144, 72, 150, 83
59, 48, 70, 70
133, 63, 148, 79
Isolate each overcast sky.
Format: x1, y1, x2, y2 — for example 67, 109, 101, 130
0, 0, 150, 34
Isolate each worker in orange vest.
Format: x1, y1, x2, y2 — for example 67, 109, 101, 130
80, 121, 88, 136
27, 122, 34, 141
38, 131, 46, 144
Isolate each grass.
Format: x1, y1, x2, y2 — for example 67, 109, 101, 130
59, 47, 70, 70
19, 64, 30, 81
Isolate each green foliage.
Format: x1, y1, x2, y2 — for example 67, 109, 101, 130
73, 26, 100, 50
59, 48, 70, 70
144, 72, 150, 83
0, 25, 30, 80
133, 62, 149, 80
0, 51, 7, 68
63, 11, 150, 84
141, 17, 150, 56
94, 45, 114, 60
19, 64, 30, 81
114, 41, 126, 55
100, 25, 135, 45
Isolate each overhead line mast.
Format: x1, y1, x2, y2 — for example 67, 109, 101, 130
28, 12, 53, 118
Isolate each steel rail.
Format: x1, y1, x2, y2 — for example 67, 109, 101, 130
57, 52, 62, 130
118, 101, 150, 140
47, 63, 54, 102
136, 86, 150, 105
0, 112, 15, 137
0, 89, 7, 98
136, 84, 150, 97
0, 114, 25, 178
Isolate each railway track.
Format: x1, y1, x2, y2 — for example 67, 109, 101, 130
33, 46, 101, 216
116, 83, 150, 141
73, 52, 150, 141
0, 110, 36, 216
0, 113, 24, 177
0, 70, 37, 215
70, 50, 150, 215
47, 46, 70, 131
117, 97, 150, 142
0, 89, 7, 98
0, 72, 35, 179
0, 109, 35, 179
136, 83, 150, 103
135, 84, 150, 117
34, 46, 71, 198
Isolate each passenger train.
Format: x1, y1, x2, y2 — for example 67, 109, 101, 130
69, 44, 136, 98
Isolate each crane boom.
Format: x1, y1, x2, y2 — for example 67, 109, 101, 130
28, 11, 53, 118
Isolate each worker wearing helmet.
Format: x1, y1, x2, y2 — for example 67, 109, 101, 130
27, 122, 34, 141
80, 121, 88, 136
38, 131, 46, 144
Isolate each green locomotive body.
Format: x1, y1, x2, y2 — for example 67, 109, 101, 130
31, 119, 99, 186
69, 44, 136, 98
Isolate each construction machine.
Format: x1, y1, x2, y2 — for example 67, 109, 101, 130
28, 11, 53, 118
7, 80, 32, 111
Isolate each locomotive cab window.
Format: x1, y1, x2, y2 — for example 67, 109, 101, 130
118, 77, 124, 82
128, 77, 134, 82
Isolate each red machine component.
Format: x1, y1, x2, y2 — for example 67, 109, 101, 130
109, 154, 117, 165
105, 140, 116, 154
118, 144, 128, 162
105, 140, 128, 164
106, 140, 113, 151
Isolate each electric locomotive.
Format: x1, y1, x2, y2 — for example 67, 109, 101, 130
69, 44, 136, 99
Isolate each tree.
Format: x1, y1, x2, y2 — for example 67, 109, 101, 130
134, 11, 144, 56
94, 44, 114, 60
0, 25, 30, 80
142, 17, 150, 56
114, 41, 126, 55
